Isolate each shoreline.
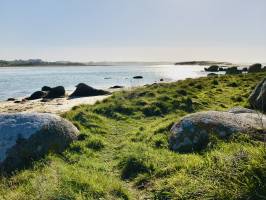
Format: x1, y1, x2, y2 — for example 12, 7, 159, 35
1, 63, 263, 114
0, 95, 110, 114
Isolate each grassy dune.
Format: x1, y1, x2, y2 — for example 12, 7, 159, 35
1, 72, 266, 200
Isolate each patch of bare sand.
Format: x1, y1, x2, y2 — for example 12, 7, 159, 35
0, 95, 110, 114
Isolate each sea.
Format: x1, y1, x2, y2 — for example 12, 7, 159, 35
0, 64, 208, 101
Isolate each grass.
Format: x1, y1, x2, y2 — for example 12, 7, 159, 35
0, 72, 266, 199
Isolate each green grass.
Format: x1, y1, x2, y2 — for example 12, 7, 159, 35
0, 72, 266, 200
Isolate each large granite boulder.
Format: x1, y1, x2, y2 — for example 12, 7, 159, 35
249, 78, 266, 112
0, 113, 78, 173
169, 107, 265, 153
248, 63, 262, 73
70, 83, 110, 97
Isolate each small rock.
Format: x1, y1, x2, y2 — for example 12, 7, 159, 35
21, 99, 28, 103
7, 98, 16, 101
70, 83, 110, 97
133, 76, 143, 79
109, 85, 124, 89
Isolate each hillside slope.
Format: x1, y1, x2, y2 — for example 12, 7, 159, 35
1, 72, 266, 200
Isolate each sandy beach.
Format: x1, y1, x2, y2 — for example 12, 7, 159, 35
0, 95, 110, 114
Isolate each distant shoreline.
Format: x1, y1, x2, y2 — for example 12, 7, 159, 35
175, 61, 233, 66
0, 59, 174, 67
0, 59, 244, 67
3, 59, 263, 67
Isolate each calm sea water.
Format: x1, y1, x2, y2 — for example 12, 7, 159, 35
0, 65, 207, 101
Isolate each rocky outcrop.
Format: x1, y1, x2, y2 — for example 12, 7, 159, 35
204, 65, 219, 72
169, 108, 265, 152
27, 91, 47, 100
249, 78, 266, 113
248, 63, 262, 73
226, 66, 242, 75
0, 113, 78, 173
26, 86, 65, 100
70, 83, 110, 97
45, 86, 65, 99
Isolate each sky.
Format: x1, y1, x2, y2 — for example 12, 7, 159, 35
0, 0, 265, 62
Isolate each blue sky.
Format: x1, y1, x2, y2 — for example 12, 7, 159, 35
0, 0, 265, 62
